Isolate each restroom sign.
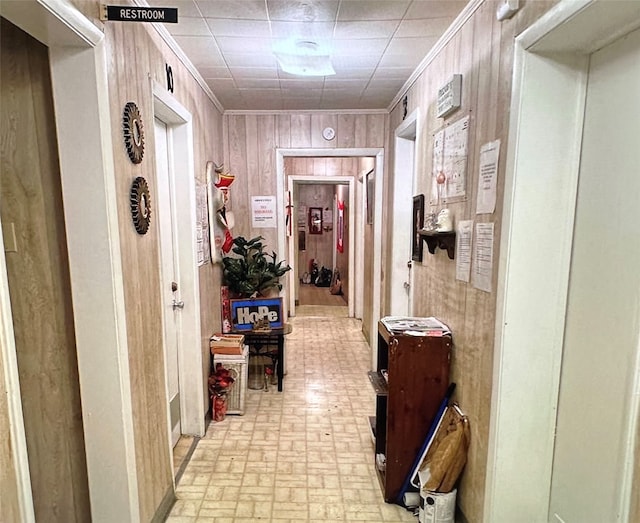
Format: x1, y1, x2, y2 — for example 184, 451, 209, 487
101, 5, 178, 23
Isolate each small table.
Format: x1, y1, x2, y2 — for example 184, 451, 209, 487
236, 323, 292, 392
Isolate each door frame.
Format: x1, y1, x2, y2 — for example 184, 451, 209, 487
0, 0, 141, 519
276, 147, 384, 367
389, 109, 419, 316
287, 175, 355, 317
153, 83, 205, 439
485, 0, 640, 520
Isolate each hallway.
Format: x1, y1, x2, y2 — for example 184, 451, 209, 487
167, 311, 415, 522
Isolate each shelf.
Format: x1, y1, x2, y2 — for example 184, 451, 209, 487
368, 371, 388, 395
419, 230, 456, 259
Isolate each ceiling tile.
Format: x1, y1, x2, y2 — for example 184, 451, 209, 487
395, 17, 453, 38
266, 0, 339, 22
279, 78, 326, 88
229, 67, 280, 79
195, 0, 268, 20
166, 17, 211, 37
269, 21, 335, 39
331, 38, 388, 56
337, 0, 410, 21
205, 19, 271, 37
205, 78, 237, 91
404, 0, 468, 20
199, 66, 232, 79
147, 0, 201, 18
172, 35, 225, 66
234, 78, 280, 89
385, 36, 440, 57
334, 20, 400, 39
224, 53, 278, 68
377, 51, 422, 68
215, 36, 274, 54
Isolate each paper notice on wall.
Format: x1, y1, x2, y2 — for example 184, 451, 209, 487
472, 222, 494, 293
455, 220, 473, 282
251, 196, 277, 228
476, 139, 500, 214
196, 180, 210, 266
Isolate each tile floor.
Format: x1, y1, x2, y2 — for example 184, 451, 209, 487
166, 306, 418, 522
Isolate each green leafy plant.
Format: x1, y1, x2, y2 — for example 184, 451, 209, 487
222, 236, 291, 298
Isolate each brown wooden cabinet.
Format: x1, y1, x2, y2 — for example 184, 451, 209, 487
369, 320, 451, 503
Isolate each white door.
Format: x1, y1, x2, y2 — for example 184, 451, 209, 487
389, 114, 418, 316
549, 28, 640, 523
154, 118, 182, 447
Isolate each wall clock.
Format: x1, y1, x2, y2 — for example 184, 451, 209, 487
123, 101, 145, 164
130, 176, 151, 234
322, 126, 335, 141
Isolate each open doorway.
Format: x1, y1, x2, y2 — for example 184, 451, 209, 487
293, 179, 349, 315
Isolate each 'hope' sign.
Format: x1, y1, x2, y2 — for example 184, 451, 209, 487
230, 298, 283, 331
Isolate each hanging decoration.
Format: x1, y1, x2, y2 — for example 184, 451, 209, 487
130, 176, 151, 234
337, 199, 345, 253
207, 162, 236, 259
122, 101, 145, 164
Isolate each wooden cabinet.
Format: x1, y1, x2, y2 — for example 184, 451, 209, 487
369, 320, 451, 503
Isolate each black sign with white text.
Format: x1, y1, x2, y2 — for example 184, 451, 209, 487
102, 5, 178, 23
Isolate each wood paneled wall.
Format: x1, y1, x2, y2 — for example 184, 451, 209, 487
297, 184, 334, 270
224, 112, 385, 323
101, 10, 224, 520
0, 18, 90, 521
385, 1, 557, 520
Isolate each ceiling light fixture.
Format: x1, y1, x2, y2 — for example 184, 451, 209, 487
273, 39, 335, 77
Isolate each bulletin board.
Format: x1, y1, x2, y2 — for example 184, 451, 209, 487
430, 114, 470, 205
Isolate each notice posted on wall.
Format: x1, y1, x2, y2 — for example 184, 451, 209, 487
251, 196, 277, 228
476, 139, 500, 214
455, 220, 473, 283
472, 222, 494, 293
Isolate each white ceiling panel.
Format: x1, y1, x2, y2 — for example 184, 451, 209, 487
337, 0, 411, 21
160, 0, 468, 110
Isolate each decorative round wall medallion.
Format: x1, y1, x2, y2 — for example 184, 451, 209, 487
130, 176, 151, 234
123, 102, 145, 164
322, 126, 335, 141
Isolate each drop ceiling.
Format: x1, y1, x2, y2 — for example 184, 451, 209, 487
148, 0, 469, 111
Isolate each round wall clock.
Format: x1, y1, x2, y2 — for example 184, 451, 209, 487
322, 126, 335, 141
123, 101, 145, 164
130, 176, 151, 234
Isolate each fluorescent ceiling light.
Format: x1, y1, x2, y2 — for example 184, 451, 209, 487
273, 40, 335, 77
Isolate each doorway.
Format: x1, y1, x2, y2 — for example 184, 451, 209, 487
485, 1, 640, 521
153, 84, 205, 444
154, 118, 182, 448
389, 110, 419, 316
0, 18, 90, 520
277, 148, 384, 368
292, 178, 351, 314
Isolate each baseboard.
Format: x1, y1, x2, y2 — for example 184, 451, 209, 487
151, 485, 176, 523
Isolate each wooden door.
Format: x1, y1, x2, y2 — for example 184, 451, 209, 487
0, 18, 91, 521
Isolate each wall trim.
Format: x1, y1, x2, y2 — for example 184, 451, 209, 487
225, 108, 388, 116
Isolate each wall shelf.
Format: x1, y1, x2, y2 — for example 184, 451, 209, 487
419, 230, 456, 259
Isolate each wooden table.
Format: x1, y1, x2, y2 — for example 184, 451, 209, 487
236, 323, 292, 392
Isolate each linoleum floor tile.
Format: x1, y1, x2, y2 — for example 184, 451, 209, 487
169, 310, 416, 523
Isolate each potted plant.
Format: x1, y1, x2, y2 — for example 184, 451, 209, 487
222, 236, 291, 299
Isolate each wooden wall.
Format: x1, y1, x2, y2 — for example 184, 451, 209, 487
297, 184, 334, 271
1, 1, 226, 519
224, 112, 385, 323
0, 18, 90, 521
102, 14, 224, 522
385, 1, 557, 520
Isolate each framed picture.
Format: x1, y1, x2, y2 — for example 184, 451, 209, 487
308, 207, 323, 234
366, 169, 374, 224
298, 230, 306, 251
230, 297, 283, 331
412, 194, 425, 262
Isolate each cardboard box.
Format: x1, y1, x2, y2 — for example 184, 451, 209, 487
210, 334, 245, 355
